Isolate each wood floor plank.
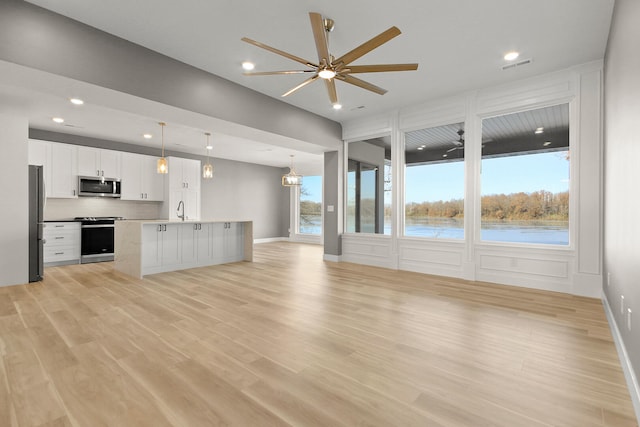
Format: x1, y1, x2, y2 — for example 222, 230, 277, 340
0, 241, 635, 426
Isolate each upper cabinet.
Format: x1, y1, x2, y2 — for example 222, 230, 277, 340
168, 157, 201, 191
121, 152, 164, 201
77, 146, 121, 179
28, 140, 78, 198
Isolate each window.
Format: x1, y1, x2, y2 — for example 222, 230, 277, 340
346, 136, 391, 234
480, 104, 570, 245
298, 175, 322, 235
404, 123, 465, 239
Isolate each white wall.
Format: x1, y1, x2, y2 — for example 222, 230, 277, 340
603, 0, 640, 417
340, 62, 603, 298
0, 114, 29, 286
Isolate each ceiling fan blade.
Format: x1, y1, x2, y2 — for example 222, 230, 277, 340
241, 37, 317, 68
336, 74, 387, 95
325, 78, 338, 104
243, 70, 316, 76
334, 26, 401, 66
446, 146, 459, 153
345, 63, 419, 73
282, 75, 320, 97
309, 12, 330, 64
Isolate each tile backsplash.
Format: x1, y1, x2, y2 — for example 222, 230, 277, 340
44, 198, 162, 220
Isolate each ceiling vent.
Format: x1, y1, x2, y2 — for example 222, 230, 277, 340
501, 58, 533, 71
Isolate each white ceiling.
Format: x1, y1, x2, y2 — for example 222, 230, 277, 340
1, 1, 614, 172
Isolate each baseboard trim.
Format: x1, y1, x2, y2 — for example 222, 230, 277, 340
323, 254, 342, 262
603, 293, 640, 423
253, 237, 289, 244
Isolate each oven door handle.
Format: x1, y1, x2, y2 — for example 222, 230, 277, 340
81, 224, 115, 228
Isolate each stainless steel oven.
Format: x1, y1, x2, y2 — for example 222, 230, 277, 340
76, 217, 123, 263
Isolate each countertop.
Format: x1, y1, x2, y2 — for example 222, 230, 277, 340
117, 219, 252, 224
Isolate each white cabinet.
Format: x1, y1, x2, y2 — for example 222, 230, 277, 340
28, 140, 78, 198
77, 146, 121, 179
212, 222, 245, 263
50, 143, 78, 198
181, 223, 212, 265
168, 157, 200, 190
141, 223, 181, 272
43, 222, 80, 266
163, 157, 201, 220
121, 153, 164, 201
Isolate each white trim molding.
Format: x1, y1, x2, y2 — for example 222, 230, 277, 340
603, 293, 640, 422
254, 237, 289, 244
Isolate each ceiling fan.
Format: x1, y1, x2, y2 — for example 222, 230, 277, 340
447, 130, 465, 152
241, 12, 418, 107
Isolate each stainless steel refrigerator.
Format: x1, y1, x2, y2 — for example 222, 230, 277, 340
28, 165, 44, 282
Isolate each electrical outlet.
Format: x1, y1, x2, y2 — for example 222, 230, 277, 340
628, 309, 633, 331
621, 295, 625, 315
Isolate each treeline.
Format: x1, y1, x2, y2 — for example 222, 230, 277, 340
406, 190, 569, 221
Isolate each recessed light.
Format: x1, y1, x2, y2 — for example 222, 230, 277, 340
535, 127, 544, 134
417, 147, 424, 151
242, 61, 255, 71
543, 141, 552, 146
143, 133, 152, 139
504, 51, 520, 61
206, 145, 213, 150
52, 117, 64, 123
70, 98, 84, 105
332, 103, 342, 110
442, 154, 448, 158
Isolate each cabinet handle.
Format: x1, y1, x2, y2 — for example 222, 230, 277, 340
101, 170, 104, 177
144, 193, 148, 199
186, 182, 189, 189
55, 237, 64, 240
163, 225, 167, 232
157, 225, 162, 232
73, 190, 76, 196
55, 225, 64, 228
97, 170, 100, 176
55, 252, 64, 255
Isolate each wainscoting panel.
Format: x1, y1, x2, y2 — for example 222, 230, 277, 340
398, 239, 465, 278
475, 245, 575, 293
341, 234, 394, 269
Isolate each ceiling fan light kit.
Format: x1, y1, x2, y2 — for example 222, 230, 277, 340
242, 12, 418, 107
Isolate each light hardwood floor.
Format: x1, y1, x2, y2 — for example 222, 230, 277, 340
0, 242, 637, 426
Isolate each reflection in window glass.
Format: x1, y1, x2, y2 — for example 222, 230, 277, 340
481, 104, 570, 245
404, 123, 465, 239
298, 175, 322, 235
347, 137, 391, 235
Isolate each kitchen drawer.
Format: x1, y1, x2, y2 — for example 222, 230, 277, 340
44, 245, 80, 264
44, 230, 80, 247
44, 222, 80, 232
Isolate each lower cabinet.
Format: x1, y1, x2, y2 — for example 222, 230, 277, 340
141, 221, 246, 276
43, 222, 81, 266
211, 222, 245, 263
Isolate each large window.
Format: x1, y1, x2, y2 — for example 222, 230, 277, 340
404, 123, 465, 239
346, 136, 391, 234
298, 175, 322, 235
480, 104, 570, 245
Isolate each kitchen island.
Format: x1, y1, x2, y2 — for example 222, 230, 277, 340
114, 219, 253, 279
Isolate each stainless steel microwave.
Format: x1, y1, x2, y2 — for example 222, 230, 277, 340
78, 176, 121, 197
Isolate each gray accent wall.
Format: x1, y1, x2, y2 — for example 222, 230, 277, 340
324, 151, 341, 256
603, 0, 640, 410
0, 114, 29, 286
0, 0, 342, 149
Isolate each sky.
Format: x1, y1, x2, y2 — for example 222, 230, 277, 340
300, 175, 322, 202
405, 151, 570, 204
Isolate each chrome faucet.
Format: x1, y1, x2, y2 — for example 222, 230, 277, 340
177, 200, 185, 221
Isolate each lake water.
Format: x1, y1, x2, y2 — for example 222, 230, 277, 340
300, 215, 569, 245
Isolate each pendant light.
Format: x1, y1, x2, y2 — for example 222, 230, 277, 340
203, 132, 213, 179
157, 122, 168, 174
282, 155, 303, 186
